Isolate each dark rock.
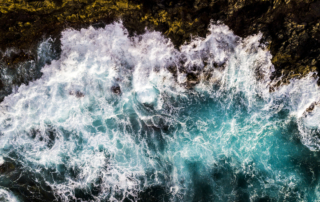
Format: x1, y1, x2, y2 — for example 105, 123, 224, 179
306, 101, 319, 113
185, 72, 200, 88
0, 161, 15, 174
75, 91, 85, 98
69, 90, 85, 98
111, 85, 121, 94
1, 0, 320, 95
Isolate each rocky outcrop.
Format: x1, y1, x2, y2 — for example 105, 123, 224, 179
0, 0, 320, 86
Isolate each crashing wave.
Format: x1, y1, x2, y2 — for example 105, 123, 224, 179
0, 22, 320, 201
0, 189, 19, 202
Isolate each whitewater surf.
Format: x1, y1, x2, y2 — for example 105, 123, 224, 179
0, 22, 320, 201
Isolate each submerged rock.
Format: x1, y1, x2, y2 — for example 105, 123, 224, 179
0, 161, 15, 174
111, 85, 121, 94
69, 90, 85, 98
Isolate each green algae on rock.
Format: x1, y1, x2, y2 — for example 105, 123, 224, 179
0, 0, 320, 82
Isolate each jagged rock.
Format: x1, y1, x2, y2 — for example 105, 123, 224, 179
306, 102, 318, 113
0, 0, 320, 93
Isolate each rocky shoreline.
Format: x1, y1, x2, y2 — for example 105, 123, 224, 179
0, 0, 320, 93
0, 1, 320, 201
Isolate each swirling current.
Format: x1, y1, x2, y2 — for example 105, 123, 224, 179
1, 22, 320, 202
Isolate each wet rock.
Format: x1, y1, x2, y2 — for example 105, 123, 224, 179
306, 101, 319, 113
185, 72, 200, 88
69, 90, 85, 98
167, 65, 178, 78
1, 0, 320, 94
111, 85, 121, 94
75, 91, 85, 98
0, 161, 15, 174
2, 51, 34, 66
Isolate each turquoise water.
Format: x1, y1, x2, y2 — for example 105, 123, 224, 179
0, 22, 320, 202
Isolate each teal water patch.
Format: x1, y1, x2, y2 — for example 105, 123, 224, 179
0, 22, 320, 202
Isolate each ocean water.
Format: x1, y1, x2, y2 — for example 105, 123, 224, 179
0, 38, 61, 102
1, 22, 320, 202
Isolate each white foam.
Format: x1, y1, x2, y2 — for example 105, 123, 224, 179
0, 189, 19, 202
0, 156, 3, 166
0, 21, 320, 201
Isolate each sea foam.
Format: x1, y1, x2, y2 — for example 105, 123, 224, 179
0, 22, 320, 201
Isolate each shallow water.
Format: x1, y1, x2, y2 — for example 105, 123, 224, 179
1, 22, 320, 202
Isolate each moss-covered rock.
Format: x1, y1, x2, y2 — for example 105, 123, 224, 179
0, 0, 320, 84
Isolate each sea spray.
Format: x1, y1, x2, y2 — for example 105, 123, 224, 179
0, 22, 320, 201
0, 189, 20, 202
0, 38, 61, 102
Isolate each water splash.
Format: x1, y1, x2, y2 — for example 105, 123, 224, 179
0, 22, 320, 201
0, 189, 20, 202
0, 38, 61, 102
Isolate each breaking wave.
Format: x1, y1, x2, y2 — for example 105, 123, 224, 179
1, 22, 320, 201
